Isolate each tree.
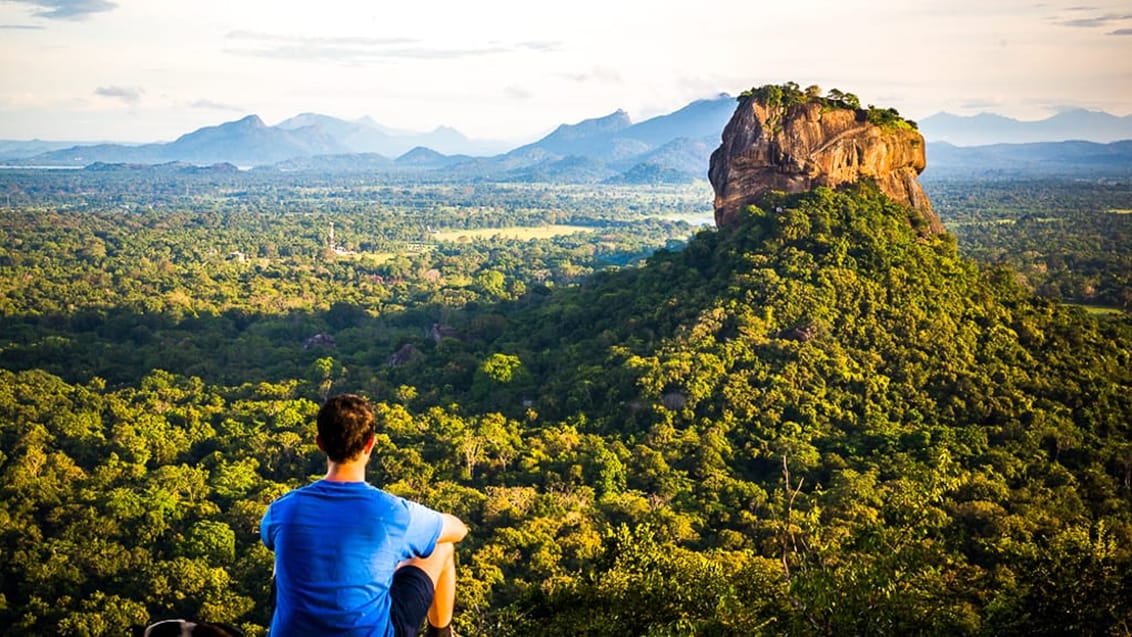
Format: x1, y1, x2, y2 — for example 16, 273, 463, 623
180, 519, 237, 565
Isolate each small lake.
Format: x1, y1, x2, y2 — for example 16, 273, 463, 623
667, 212, 717, 227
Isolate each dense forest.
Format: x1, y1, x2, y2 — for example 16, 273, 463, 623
1, 166, 1131, 635
926, 178, 1132, 310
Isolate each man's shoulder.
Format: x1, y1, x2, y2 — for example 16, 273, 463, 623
268, 480, 427, 513
268, 480, 372, 507
280, 479, 381, 494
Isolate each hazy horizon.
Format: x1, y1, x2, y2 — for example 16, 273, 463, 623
5, 99, 1132, 149
1, 0, 1130, 143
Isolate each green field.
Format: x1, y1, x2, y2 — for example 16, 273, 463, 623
433, 224, 595, 241
1066, 302, 1127, 315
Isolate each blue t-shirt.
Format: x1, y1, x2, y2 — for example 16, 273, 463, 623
261, 480, 444, 637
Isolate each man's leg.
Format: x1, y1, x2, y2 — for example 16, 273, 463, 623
401, 541, 457, 635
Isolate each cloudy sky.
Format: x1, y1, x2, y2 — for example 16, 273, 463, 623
1, 0, 1130, 143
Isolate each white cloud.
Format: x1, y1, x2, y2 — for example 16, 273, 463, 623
189, 99, 243, 112
1057, 12, 1132, 27
504, 86, 534, 100
222, 31, 552, 64
960, 98, 1006, 110
558, 67, 623, 85
4, 0, 116, 20
94, 85, 141, 104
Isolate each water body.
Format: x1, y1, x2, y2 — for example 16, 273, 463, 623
661, 212, 716, 227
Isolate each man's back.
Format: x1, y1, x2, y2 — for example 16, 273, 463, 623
261, 480, 442, 637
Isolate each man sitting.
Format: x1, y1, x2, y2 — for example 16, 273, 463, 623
261, 394, 468, 637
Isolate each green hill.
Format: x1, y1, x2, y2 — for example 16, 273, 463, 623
397, 182, 1132, 633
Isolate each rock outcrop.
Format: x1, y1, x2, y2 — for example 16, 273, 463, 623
709, 96, 943, 234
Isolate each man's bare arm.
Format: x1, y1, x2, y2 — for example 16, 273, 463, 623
437, 513, 468, 544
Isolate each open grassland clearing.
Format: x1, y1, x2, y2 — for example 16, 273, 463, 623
433, 225, 596, 241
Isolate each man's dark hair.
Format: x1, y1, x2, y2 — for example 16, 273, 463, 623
317, 394, 375, 463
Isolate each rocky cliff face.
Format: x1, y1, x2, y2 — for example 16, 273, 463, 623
709, 98, 943, 234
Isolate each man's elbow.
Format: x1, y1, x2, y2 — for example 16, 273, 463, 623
440, 513, 468, 544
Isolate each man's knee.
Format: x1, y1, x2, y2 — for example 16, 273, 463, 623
429, 541, 455, 567
406, 541, 455, 585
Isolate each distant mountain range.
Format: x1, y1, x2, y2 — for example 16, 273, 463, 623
1, 114, 507, 167
2, 98, 1130, 182
923, 140, 1132, 180
918, 109, 1132, 146
0, 139, 92, 161
443, 95, 737, 183
275, 113, 509, 157
0, 96, 738, 183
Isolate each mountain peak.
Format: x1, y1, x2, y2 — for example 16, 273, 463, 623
276, 113, 337, 129
509, 109, 634, 159
550, 110, 632, 138
428, 125, 467, 139
232, 114, 266, 128
619, 94, 735, 146
396, 146, 446, 163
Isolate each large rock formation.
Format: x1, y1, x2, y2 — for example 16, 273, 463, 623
709, 95, 943, 234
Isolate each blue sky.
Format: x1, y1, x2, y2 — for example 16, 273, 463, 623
0, 0, 1129, 143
